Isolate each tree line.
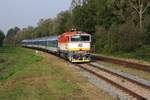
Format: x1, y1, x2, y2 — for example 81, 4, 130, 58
4, 0, 150, 57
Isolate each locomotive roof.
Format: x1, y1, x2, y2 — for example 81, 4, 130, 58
63, 31, 89, 36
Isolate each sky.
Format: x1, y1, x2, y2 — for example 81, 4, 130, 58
0, 0, 71, 34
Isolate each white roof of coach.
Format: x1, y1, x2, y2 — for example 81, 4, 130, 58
22, 36, 57, 42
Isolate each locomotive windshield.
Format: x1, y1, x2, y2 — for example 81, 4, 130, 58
71, 35, 90, 42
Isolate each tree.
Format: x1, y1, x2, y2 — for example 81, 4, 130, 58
54, 11, 72, 34
71, 0, 86, 9
72, 0, 98, 33
0, 30, 5, 46
128, 0, 150, 32
5, 27, 20, 46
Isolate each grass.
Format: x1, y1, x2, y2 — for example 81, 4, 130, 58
95, 46, 150, 62
0, 47, 77, 100
0, 46, 113, 100
0, 46, 42, 80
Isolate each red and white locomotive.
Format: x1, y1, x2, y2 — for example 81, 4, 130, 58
58, 31, 91, 62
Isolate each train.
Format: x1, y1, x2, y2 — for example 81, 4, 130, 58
21, 31, 91, 63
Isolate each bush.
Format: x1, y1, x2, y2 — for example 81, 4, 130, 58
94, 21, 140, 53
0, 30, 5, 46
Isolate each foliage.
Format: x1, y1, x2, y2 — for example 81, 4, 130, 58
5, 27, 20, 46
90, 0, 149, 53
72, 0, 97, 33
95, 22, 140, 52
54, 11, 72, 34
0, 30, 5, 46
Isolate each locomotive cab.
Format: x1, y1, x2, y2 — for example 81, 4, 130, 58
58, 31, 91, 62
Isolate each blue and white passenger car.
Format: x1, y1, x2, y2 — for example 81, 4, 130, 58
21, 36, 58, 53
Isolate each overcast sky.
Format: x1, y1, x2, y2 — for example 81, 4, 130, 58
0, 0, 71, 34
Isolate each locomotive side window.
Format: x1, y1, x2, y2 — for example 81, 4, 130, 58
81, 36, 90, 41
71, 35, 90, 42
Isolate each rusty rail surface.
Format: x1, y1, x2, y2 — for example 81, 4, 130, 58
92, 54, 150, 73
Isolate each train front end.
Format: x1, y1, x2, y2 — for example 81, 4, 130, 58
58, 31, 91, 63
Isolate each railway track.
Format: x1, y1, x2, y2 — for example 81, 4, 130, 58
76, 63, 150, 100
24, 47, 150, 73
92, 54, 150, 73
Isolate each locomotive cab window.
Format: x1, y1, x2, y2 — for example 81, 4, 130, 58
71, 35, 80, 42
71, 35, 90, 42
